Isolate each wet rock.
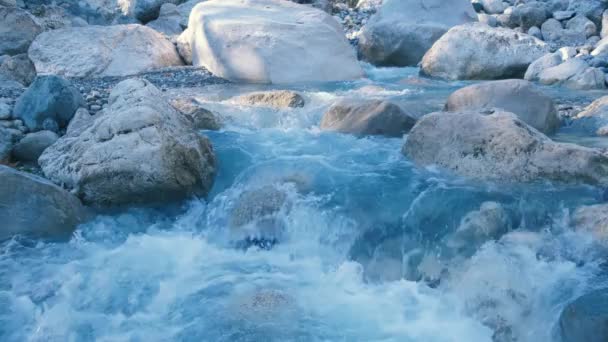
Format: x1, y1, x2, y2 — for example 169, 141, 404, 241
180, 0, 362, 83
524, 47, 576, 81
29, 24, 183, 78
170, 97, 222, 130
12, 75, 85, 132
233, 90, 305, 109
445, 79, 560, 134
570, 96, 608, 136
39, 78, 216, 206
403, 110, 608, 185
0, 54, 36, 87
11, 130, 59, 163
532, 57, 606, 90
0, 165, 87, 240
320, 98, 416, 137
0, 7, 41, 56
571, 203, 608, 242
420, 24, 550, 80
559, 289, 608, 342
357, 0, 475, 67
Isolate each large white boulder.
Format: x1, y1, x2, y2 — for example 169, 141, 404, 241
358, 0, 476, 66
403, 111, 608, 184
445, 79, 560, 134
180, 0, 362, 84
39, 79, 216, 206
28, 24, 183, 78
420, 24, 550, 80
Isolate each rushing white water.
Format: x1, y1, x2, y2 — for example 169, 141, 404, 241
1, 66, 607, 341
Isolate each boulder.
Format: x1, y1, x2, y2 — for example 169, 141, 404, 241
28, 24, 183, 78
146, 3, 183, 36
320, 99, 416, 137
445, 79, 560, 134
567, 0, 606, 26
533, 58, 606, 90
181, 0, 362, 83
0, 165, 87, 240
570, 96, 608, 136
541, 18, 586, 47
474, 0, 506, 14
11, 130, 59, 163
0, 54, 36, 87
592, 36, 608, 57
12, 75, 85, 132
403, 111, 608, 184
170, 97, 222, 130
566, 14, 597, 38
0, 126, 22, 163
39, 78, 216, 206
420, 24, 550, 80
357, 0, 476, 67
508, 3, 548, 31
66, 108, 98, 136
233, 90, 305, 109
553, 11, 575, 21
524, 47, 576, 81
0, 100, 11, 120
571, 203, 608, 241
559, 289, 608, 342
0, 7, 41, 56
119, 0, 179, 23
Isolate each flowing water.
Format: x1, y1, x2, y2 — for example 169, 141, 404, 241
1, 66, 608, 341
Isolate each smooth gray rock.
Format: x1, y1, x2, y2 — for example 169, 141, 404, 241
533, 57, 606, 90
567, 0, 605, 26
0, 54, 36, 87
39, 78, 216, 206
541, 18, 587, 47
571, 96, 608, 136
170, 97, 221, 130
602, 9, 608, 38
553, 10, 575, 21
508, 3, 548, 31
358, 0, 476, 67
0, 165, 87, 240
13, 75, 85, 132
566, 14, 597, 38
65, 108, 97, 136
0, 100, 11, 120
0, 126, 22, 163
420, 24, 550, 80
0, 7, 41, 56
320, 99, 416, 137
525, 47, 576, 80
119, 0, 179, 23
233, 90, 305, 109
146, 3, 183, 36
571, 203, 608, 241
445, 79, 560, 134
528, 26, 542, 39
11, 130, 59, 163
403, 110, 608, 184
559, 289, 608, 342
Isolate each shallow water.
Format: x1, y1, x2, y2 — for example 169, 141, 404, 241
2, 65, 608, 341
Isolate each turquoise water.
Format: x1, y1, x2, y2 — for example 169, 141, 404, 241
1, 66, 607, 341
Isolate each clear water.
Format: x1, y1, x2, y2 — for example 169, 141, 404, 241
2, 65, 608, 342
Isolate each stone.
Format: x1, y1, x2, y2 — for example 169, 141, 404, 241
0, 7, 41, 56
478, 13, 498, 27
0, 100, 11, 120
357, 0, 476, 67
420, 24, 550, 80
146, 3, 183, 36
571, 203, 608, 242
0, 54, 36, 87
509, 3, 548, 31
65, 108, 97, 136
119, 0, 179, 23
11, 130, 59, 163
603, 10, 608, 38
233, 91, 305, 109
0, 165, 87, 240
13, 75, 85, 132
559, 289, 608, 342
565, 66, 606, 90
39, 79, 216, 206
553, 10, 575, 21
524, 48, 576, 81
403, 111, 608, 185
181, 0, 362, 83
533, 57, 606, 90
566, 15, 597, 38
528, 26, 542, 39
477, 0, 506, 14
541, 18, 586, 47
592, 36, 608, 57
320, 99, 416, 137
28, 24, 183, 78
571, 96, 608, 136
0, 126, 22, 163
445, 79, 560, 134
0, 0, 17, 6
567, 0, 605, 26
170, 97, 222, 130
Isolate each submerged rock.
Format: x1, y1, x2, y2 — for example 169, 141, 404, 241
358, 0, 476, 67
11, 130, 59, 163
39, 78, 216, 206
181, 0, 362, 83
0, 165, 87, 240
320, 98, 416, 137
420, 23, 550, 80
559, 289, 608, 342
445, 79, 560, 134
0, 7, 41, 56
403, 111, 608, 185
28, 24, 183, 78
233, 90, 305, 109
12, 75, 85, 132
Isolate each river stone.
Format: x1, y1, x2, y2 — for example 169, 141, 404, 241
445, 79, 560, 134
13, 75, 85, 132
566, 14, 597, 38
534, 58, 606, 90
0, 7, 42, 56
358, 0, 476, 67
233, 91, 305, 109
28, 24, 183, 78
321, 99, 416, 137
571, 96, 608, 136
65, 108, 98, 136
119, 0, 179, 23
525, 48, 576, 81
0, 54, 36, 87
559, 289, 608, 342
508, 3, 548, 31
39, 78, 216, 206
420, 24, 550, 80
403, 110, 608, 184
541, 18, 587, 47
181, 0, 362, 83
0, 165, 87, 240
170, 97, 221, 130
0, 126, 22, 163
571, 203, 608, 242
603, 10, 608, 38
11, 130, 59, 163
